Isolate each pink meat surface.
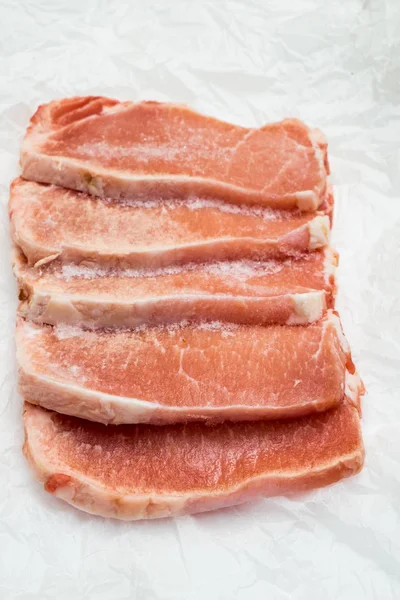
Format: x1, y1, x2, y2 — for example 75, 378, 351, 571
23, 388, 364, 520
17, 312, 353, 424
9, 178, 331, 269
21, 97, 329, 211
14, 247, 336, 328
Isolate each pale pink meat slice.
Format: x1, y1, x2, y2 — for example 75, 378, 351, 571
15, 247, 336, 328
13, 248, 337, 329
22, 381, 364, 520
9, 178, 331, 269
21, 97, 329, 211
17, 312, 353, 424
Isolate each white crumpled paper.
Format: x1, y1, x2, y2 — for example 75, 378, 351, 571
1, 1, 399, 598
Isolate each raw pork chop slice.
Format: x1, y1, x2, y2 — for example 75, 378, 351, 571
9, 178, 331, 269
21, 97, 329, 211
22, 376, 364, 520
17, 312, 353, 424
14, 248, 336, 328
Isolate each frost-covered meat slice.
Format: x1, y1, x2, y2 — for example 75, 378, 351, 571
21, 97, 329, 211
17, 312, 352, 424
14, 248, 336, 328
22, 381, 364, 520
9, 179, 331, 269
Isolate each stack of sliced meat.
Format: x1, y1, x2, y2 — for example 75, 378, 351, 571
10, 98, 364, 520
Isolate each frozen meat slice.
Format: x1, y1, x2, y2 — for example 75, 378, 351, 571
17, 312, 353, 424
14, 247, 336, 328
21, 97, 329, 211
9, 178, 331, 269
22, 377, 364, 520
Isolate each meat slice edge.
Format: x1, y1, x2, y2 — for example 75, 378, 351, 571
22, 378, 364, 520
9, 179, 331, 269
17, 312, 351, 424
14, 247, 336, 328
21, 97, 329, 211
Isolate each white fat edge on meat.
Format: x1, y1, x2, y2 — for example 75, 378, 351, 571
309, 127, 329, 196
323, 246, 337, 287
345, 370, 364, 410
306, 310, 339, 364
287, 291, 325, 325
327, 310, 350, 355
308, 215, 330, 250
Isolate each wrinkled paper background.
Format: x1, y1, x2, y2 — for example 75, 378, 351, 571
0, 1, 399, 598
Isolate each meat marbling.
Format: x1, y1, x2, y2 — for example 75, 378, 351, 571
18, 312, 352, 424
